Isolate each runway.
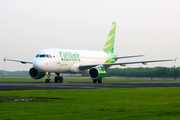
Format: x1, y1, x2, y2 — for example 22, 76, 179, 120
0, 81, 180, 90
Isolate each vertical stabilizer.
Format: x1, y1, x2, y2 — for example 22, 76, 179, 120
103, 22, 116, 53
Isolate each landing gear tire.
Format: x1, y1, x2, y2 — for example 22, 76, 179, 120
59, 77, 63, 83
54, 77, 58, 83
98, 79, 102, 83
54, 73, 63, 83
46, 79, 51, 83
93, 80, 97, 83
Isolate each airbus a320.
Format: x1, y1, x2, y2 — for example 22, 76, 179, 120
3, 22, 177, 83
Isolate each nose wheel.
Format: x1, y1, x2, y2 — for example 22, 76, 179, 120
45, 72, 51, 83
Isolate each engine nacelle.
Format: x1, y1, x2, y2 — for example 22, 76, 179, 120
29, 67, 46, 79
89, 67, 106, 80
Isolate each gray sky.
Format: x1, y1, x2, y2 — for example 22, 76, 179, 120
0, 0, 179, 71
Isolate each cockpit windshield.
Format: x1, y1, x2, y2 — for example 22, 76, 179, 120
35, 54, 40, 57
35, 54, 52, 58
40, 54, 45, 58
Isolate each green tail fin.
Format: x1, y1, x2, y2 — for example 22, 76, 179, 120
103, 22, 116, 53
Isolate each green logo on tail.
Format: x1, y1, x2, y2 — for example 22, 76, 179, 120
103, 22, 116, 54
103, 22, 117, 63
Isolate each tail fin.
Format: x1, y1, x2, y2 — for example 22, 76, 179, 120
103, 22, 116, 53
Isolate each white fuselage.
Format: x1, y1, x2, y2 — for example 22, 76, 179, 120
33, 49, 108, 73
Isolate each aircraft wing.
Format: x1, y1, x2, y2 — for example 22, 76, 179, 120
113, 55, 144, 59
3, 57, 33, 64
79, 58, 176, 70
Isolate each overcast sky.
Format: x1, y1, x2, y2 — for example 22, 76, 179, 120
0, 0, 179, 71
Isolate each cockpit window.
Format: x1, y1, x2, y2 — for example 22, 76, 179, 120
36, 54, 52, 58
45, 54, 49, 58
36, 54, 40, 57
49, 55, 52, 58
40, 54, 45, 58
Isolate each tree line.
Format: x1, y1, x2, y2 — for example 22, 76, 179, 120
106, 67, 180, 78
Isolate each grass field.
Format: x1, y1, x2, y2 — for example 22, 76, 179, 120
0, 77, 180, 120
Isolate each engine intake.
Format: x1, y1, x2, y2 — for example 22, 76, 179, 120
89, 67, 106, 80
29, 67, 46, 79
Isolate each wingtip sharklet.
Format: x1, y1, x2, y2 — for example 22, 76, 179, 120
3, 57, 6, 62
175, 57, 177, 62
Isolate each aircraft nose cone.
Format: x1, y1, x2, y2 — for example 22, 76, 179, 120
33, 59, 45, 71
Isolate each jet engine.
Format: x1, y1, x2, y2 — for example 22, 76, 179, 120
29, 67, 46, 79
89, 67, 106, 80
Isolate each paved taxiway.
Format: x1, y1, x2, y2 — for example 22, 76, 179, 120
0, 81, 180, 90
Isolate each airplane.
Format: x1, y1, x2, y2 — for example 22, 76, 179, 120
3, 22, 177, 83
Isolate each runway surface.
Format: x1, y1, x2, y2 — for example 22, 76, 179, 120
0, 81, 180, 90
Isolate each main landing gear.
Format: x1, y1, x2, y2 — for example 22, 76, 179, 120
93, 79, 102, 83
54, 73, 63, 83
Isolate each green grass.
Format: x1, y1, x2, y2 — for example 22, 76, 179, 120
0, 77, 180, 119
0, 77, 179, 82
0, 87, 180, 119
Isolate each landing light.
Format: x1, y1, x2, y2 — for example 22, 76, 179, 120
142, 62, 147, 65
120, 64, 126, 66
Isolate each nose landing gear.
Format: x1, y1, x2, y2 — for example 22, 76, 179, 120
45, 72, 51, 83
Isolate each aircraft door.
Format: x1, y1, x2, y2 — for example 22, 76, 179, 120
54, 50, 61, 71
